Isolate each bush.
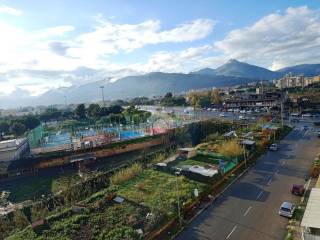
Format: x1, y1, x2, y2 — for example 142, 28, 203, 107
218, 140, 244, 158
99, 226, 141, 240
110, 163, 143, 185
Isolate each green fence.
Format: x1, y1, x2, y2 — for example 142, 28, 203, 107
28, 125, 44, 148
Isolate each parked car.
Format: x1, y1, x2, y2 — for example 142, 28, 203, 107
279, 202, 295, 218
291, 184, 305, 196
302, 113, 312, 118
239, 115, 246, 120
317, 130, 320, 138
269, 143, 278, 151
219, 113, 226, 117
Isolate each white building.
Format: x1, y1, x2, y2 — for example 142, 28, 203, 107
0, 138, 29, 162
275, 73, 320, 89
301, 187, 320, 240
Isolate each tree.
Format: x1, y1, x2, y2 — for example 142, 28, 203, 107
0, 121, 9, 134
187, 92, 200, 110
39, 108, 62, 122
74, 104, 86, 119
21, 115, 40, 130
87, 104, 101, 119
211, 89, 222, 105
218, 140, 244, 158
164, 92, 173, 98
108, 105, 123, 115
10, 122, 26, 136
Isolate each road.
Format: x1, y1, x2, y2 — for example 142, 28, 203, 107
176, 122, 320, 240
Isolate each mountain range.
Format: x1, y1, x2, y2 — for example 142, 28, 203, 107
1, 59, 320, 108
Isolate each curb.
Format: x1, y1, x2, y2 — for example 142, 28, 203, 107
171, 166, 250, 240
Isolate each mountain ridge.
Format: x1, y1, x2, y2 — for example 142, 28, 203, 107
1, 59, 320, 108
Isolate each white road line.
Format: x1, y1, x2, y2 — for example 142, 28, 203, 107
243, 206, 252, 216
267, 178, 272, 186
257, 190, 263, 200
226, 225, 237, 239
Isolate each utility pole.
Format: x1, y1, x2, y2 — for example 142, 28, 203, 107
100, 86, 105, 107
280, 101, 284, 127
175, 171, 182, 228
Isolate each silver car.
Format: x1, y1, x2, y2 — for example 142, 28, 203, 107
279, 202, 295, 218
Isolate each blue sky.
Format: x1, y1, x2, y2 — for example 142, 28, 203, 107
0, 0, 320, 96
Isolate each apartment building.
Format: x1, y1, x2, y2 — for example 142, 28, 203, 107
275, 73, 320, 89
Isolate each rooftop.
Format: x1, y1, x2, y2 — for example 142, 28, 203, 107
301, 188, 320, 229
0, 138, 27, 151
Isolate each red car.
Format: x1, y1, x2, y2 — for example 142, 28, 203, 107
291, 184, 305, 196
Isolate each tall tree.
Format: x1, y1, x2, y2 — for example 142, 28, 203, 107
74, 104, 86, 119
187, 92, 200, 110
211, 89, 222, 105
10, 122, 26, 137
87, 104, 101, 119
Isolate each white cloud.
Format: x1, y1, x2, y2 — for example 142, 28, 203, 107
0, 4, 22, 16
65, 18, 215, 61
214, 6, 320, 70
132, 45, 214, 73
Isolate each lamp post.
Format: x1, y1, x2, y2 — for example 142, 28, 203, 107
175, 171, 182, 228
100, 86, 105, 107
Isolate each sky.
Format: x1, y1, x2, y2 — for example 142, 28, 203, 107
0, 0, 320, 96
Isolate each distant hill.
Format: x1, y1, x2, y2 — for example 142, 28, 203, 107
193, 59, 281, 80
277, 63, 320, 76
192, 67, 216, 76
2, 59, 320, 108
35, 72, 255, 106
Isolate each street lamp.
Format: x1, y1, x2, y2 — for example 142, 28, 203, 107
175, 171, 182, 228
100, 86, 105, 107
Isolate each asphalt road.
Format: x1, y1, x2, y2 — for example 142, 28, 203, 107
176, 123, 320, 240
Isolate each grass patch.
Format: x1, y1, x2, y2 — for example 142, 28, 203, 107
110, 163, 143, 185
117, 169, 206, 216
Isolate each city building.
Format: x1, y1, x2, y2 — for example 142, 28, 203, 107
0, 138, 29, 162
275, 73, 320, 89
223, 92, 284, 108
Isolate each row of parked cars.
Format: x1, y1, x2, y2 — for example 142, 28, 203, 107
269, 142, 306, 218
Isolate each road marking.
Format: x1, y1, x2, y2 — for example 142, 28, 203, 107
281, 161, 286, 166
243, 206, 252, 216
267, 178, 272, 186
275, 169, 279, 174
257, 190, 263, 200
226, 225, 237, 239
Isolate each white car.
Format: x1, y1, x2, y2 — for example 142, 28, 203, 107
239, 115, 247, 120
240, 110, 246, 114
269, 143, 278, 151
246, 110, 253, 114
302, 113, 312, 118
219, 113, 226, 117
279, 202, 295, 218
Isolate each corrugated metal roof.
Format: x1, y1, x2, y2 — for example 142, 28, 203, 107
301, 188, 320, 228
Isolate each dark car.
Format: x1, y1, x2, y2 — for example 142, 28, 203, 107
291, 184, 305, 196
